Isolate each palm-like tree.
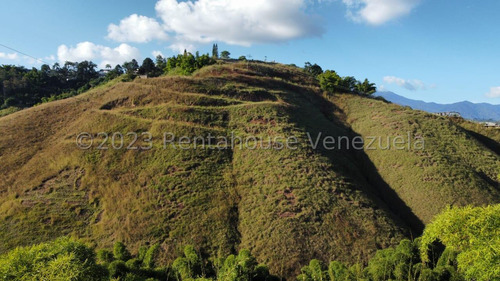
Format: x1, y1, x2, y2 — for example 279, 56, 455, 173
356, 79, 377, 95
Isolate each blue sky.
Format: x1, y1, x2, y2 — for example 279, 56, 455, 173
1, 0, 499, 104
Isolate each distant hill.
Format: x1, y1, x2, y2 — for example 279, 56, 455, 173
376, 91, 500, 121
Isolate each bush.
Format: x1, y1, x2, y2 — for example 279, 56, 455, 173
328, 261, 350, 281
121, 73, 136, 82
97, 249, 114, 264
420, 205, 500, 281
138, 245, 148, 262
143, 244, 160, 269
297, 259, 328, 281
113, 241, 132, 261
108, 260, 128, 278
126, 258, 142, 271
0, 237, 107, 281
172, 245, 203, 280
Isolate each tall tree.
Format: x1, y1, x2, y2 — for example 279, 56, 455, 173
155, 55, 166, 73
138, 57, 157, 76
212, 43, 219, 59
122, 59, 139, 74
76, 61, 98, 86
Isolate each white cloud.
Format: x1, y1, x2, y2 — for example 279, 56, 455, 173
157, 0, 322, 45
0, 52, 18, 60
383, 76, 427, 91
168, 40, 197, 53
152, 50, 164, 58
44, 55, 56, 61
57, 41, 141, 68
485, 87, 500, 98
0, 52, 55, 66
107, 14, 168, 43
342, 0, 420, 25
102, 0, 419, 52
107, 0, 322, 49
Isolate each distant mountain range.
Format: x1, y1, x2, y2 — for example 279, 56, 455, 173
375, 91, 500, 122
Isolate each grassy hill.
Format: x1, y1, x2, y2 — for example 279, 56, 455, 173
331, 94, 499, 225
0, 61, 498, 279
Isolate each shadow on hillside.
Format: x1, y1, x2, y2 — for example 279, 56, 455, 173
287, 90, 425, 236
458, 127, 500, 156
354, 152, 425, 235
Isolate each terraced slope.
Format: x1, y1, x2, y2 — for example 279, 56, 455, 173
0, 61, 498, 279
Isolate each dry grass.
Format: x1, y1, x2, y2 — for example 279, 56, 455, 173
0, 62, 498, 279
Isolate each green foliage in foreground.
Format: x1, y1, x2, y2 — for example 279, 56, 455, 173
0, 237, 107, 281
0, 239, 276, 281
296, 205, 499, 281
420, 205, 500, 281
1, 205, 498, 280
297, 239, 464, 281
0, 202, 497, 281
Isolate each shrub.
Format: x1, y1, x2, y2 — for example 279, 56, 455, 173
297, 259, 328, 281
420, 205, 500, 281
0, 237, 107, 281
143, 244, 160, 269
113, 241, 132, 261
97, 249, 114, 264
172, 245, 203, 280
108, 260, 128, 278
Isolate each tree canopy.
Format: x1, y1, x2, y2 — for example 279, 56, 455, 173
420, 205, 500, 281
317, 69, 376, 95
220, 51, 231, 59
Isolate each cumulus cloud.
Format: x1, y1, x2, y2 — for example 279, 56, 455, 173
168, 40, 197, 53
342, 0, 420, 25
103, 0, 419, 50
383, 76, 427, 91
57, 41, 140, 68
107, 14, 168, 43
485, 87, 500, 98
152, 50, 165, 58
0, 52, 18, 60
156, 0, 322, 46
107, 0, 322, 48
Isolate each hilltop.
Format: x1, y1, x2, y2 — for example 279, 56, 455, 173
0, 61, 498, 279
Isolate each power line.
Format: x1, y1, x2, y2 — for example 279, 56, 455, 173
0, 43, 50, 64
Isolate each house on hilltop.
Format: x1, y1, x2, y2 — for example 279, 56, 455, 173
482, 122, 500, 128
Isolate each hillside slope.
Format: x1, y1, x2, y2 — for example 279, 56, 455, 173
0, 62, 498, 278
331, 93, 499, 224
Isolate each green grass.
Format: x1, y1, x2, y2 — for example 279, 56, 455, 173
330, 93, 499, 224
0, 106, 20, 117
0, 61, 498, 280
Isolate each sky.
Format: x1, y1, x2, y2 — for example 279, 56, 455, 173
0, 0, 499, 104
